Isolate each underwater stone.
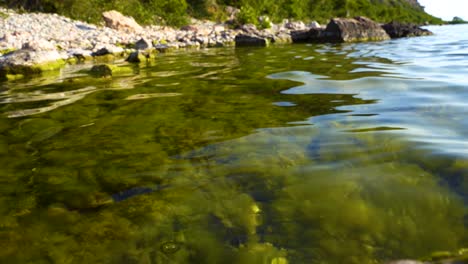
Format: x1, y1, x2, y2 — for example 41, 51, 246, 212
88, 64, 134, 77
111, 186, 154, 202
160, 241, 181, 254
90, 64, 113, 77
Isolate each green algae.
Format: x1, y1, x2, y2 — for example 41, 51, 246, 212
87, 64, 136, 77
0, 48, 16, 55
0, 59, 65, 80
0, 44, 468, 264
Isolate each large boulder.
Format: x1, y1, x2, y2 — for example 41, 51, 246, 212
102, 10, 143, 32
291, 28, 326, 43
323, 16, 390, 42
382, 21, 433, 38
235, 34, 269, 47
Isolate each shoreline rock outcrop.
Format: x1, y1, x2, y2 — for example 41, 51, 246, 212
323, 16, 391, 42
289, 16, 433, 44
382, 21, 433, 38
0, 8, 434, 81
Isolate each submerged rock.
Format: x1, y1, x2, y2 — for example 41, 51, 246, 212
322, 16, 390, 42
88, 64, 134, 77
382, 21, 433, 38
90, 64, 113, 77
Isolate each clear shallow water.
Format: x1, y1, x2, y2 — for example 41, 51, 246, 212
1, 25, 468, 263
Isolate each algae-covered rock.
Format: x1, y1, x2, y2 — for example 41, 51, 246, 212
0, 49, 65, 79
125, 51, 147, 63
90, 64, 113, 77
89, 64, 134, 77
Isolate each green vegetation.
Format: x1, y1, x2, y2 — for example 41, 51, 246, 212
0, 10, 8, 18
448, 16, 468, 24
1, 0, 442, 26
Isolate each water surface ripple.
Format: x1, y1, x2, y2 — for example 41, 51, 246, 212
0, 25, 468, 263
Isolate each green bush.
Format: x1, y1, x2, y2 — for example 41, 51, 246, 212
0, 0, 443, 26
236, 5, 257, 25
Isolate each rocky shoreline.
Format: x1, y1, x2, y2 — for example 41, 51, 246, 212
0, 7, 431, 80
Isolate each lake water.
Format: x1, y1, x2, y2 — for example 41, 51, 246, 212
1, 24, 468, 263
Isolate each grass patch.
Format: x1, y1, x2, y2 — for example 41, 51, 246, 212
0, 10, 8, 19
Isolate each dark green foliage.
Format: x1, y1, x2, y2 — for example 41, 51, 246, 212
0, 0, 442, 26
448, 16, 468, 24
236, 5, 257, 25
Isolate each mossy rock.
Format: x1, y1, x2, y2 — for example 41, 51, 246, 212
89, 64, 135, 77
155, 44, 179, 53
125, 51, 151, 63
92, 54, 116, 63
0, 59, 65, 81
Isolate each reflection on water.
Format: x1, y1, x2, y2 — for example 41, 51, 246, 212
1, 25, 468, 263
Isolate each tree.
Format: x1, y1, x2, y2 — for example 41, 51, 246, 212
449, 16, 466, 24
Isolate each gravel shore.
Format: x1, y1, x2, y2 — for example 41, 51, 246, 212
0, 7, 317, 58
